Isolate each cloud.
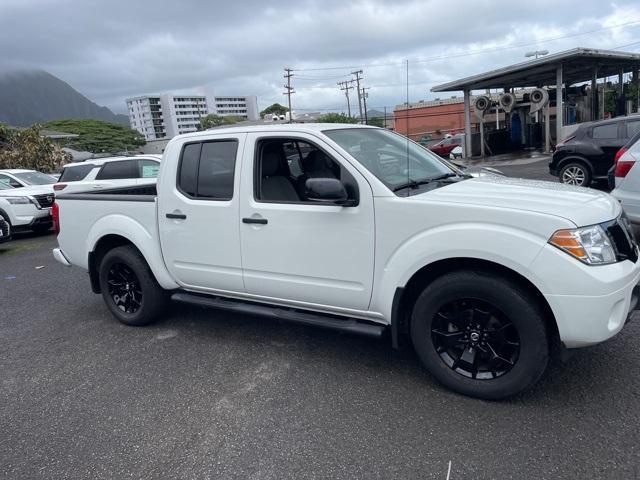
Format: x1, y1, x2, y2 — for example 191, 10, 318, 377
1, 0, 639, 114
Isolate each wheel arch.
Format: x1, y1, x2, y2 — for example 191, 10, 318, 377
88, 233, 178, 294
0, 207, 10, 226
557, 155, 594, 176
390, 257, 559, 353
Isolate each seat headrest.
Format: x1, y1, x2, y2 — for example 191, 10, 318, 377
302, 150, 333, 177
262, 144, 284, 177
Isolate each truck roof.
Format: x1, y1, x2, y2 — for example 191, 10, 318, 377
63, 154, 162, 169
178, 123, 378, 141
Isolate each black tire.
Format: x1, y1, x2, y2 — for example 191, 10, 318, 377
410, 270, 549, 400
0, 211, 10, 227
559, 161, 591, 187
98, 245, 168, 326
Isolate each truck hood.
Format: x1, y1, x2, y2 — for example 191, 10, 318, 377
422, 176, 621, 227
0, 185, 55, 197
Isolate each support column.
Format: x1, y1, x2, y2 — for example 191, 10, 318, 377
591, 65, 598, 121
619, 69, 624, 95
544, 104, 551, 154
480, 119, 485, 158
556, 64, 563, 144
634, 65, 640, 113
463, 88, 472, 158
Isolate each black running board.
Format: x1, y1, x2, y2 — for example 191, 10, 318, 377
171, 292, 385, 338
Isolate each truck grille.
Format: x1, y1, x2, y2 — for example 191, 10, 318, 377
33, 194, 55, 209
605, 214, 638, 263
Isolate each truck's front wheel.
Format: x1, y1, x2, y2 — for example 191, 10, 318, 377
98, 245, 168, 326
410, 270, 549, 399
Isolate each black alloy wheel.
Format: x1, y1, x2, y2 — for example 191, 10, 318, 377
106, 262, 143, 314
431, 299, 520, 380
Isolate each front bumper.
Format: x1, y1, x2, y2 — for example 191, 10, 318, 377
532, 243, 640, 348
9, 204, 52, 229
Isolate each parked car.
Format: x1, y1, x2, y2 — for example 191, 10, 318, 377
610, 130, 640, 224
54, 155, 161, 193
53, 124, 640, 400
0, 169, 57, 191
549, 115, 640, 187
0, 182, 54, 234
428, 134, 464, 158
0, 217, 11, 244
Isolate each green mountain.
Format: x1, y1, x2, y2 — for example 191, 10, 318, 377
0, 70, 128, 127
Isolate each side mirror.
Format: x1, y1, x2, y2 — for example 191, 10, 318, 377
305, 178, 355, 206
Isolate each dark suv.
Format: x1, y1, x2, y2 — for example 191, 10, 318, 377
549, 115, 640, 187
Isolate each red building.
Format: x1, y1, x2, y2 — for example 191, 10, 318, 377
394, 97, 502, 141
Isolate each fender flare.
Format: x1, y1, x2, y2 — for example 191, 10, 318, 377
372, 223, 554, 324
86, 214, 178, 290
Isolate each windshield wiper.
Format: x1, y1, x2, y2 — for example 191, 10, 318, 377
392, 173, 459, 192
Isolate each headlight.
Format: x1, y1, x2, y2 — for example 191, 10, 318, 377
549, 224, 616, 265
3, 196, 31, 205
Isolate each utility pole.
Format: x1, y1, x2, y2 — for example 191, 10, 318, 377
352, 70, 364, 123
284, 68, 294, 123
338, 80, 354, 117
361, 87, 369, 125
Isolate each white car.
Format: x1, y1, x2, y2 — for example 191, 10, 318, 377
0, 182, 54, 233
0, 169, 57, 192
54, 155, 161, 194
53, 124, 640, 399
611, 131, 640, 224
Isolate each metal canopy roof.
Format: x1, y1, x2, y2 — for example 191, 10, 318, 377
431, 48, 640, 92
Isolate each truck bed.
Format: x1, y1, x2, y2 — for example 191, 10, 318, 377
55, 184, 160, 272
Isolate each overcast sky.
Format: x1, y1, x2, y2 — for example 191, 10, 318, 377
1, 0, 640, 115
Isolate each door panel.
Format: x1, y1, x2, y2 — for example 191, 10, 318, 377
592, 123, 624, 174
158, 134, 246, 293
239, 133, 375, 311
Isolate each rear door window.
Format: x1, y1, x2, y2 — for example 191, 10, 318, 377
59, 164, 95, 182
592, 123, 619, 139
177, 140, 238, 200
626, 120, 640, 139
138, 159, 160, 178
95, 160, 138, 180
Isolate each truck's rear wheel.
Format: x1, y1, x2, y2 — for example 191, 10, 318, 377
410, 270, 549, 399
98, 245, 167, 326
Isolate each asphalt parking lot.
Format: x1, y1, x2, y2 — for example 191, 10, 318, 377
2, 159, 640, 479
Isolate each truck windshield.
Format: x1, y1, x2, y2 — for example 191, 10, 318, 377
14, 171, 57, 185
323, 127, 460, 192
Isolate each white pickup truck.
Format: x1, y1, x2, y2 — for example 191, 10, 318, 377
53, 124, 640, 399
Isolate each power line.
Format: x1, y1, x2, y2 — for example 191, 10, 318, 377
284, 68, 295, 123
352, 70, 364, 123
337, 80, 355, 117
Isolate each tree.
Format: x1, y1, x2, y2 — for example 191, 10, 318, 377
367, 117, 385, 128
0, 124, 72, 172
222, 116, 243, 125
42, 119, 146, 153
199, 114, 225, 129
316, 113, 359, 124
260, 103, 289, 119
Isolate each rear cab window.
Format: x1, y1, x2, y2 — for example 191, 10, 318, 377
59, 164, 95, 182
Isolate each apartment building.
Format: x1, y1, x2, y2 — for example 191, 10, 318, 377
214, 96, 259, 121
126, 95, 166, 141
126, 93, 259, 140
